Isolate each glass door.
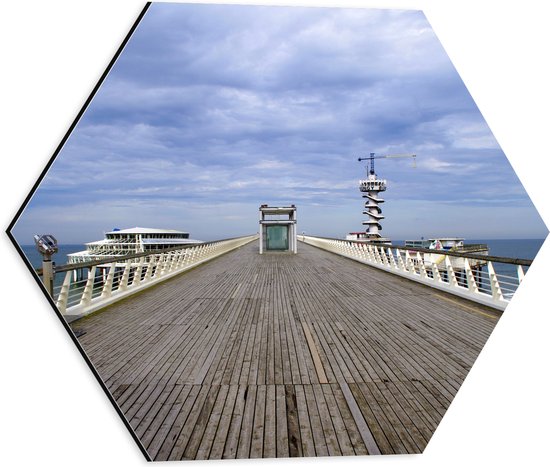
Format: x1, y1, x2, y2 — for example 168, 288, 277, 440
266, 225, 288, 250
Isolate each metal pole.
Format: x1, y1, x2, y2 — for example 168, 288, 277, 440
42, 256, 54, 297
34, 234, 58, 298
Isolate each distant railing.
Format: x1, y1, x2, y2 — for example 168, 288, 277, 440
299, 235, 532, 311
43, 235, 258, 322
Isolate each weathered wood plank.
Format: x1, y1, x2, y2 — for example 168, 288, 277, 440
250, 384, 267, 458
236, 384, 257, 458
303, 384, 329, 457
221, 385, 247, 459
144, 384, 193, 458
195, 384, 230, 460
181, 384, 221, 460
275, 384, 289, 458
301, 322, 328, 384
321, 383, 356, 456
263, 384, 277, 458
294, 384, 316, 457
339, 381, 381, 455
155, 384, 206, 461
208, 384, 239, 459
330, 383, 369, 456
285, 384, 303, 457
312, 383, 341, 456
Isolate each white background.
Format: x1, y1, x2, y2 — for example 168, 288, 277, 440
1, 1, 549, 466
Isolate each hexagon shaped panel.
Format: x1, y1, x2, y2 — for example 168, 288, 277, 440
6, 2, 548, 462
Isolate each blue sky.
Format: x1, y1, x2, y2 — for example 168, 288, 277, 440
13, 3, 547, 244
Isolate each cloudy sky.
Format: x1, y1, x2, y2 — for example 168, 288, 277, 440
13, 3, 547, 244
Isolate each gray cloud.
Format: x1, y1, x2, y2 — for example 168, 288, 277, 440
13, 3, 546, 244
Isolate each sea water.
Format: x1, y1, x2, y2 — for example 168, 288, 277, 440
18, 244, 86, 290
19, 244, 86, 270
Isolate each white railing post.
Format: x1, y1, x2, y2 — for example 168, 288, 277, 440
177, 249, 187, 269
143, 256, 157, 282
79, 265, 97, 306
182, 248, 191, 266
163, 252, 173, 274
197, 244, 204, 260
100, 263, 117, 299
417, 252, 428, 279
405, 250, 414, 274
432, 264, 443, 284
118, 260, 132, 291
397, 250, 406, 271
55, 271, 73, 313
188, 247, 196, 264
463, 259, 479, 294
445, 256, 458, 287
517, 264, 525, 283
376, 245, 383, 263
387, 247, 397, 269
364, 244, 371, 261
357, 243, 365, 261
158, 253, 168, 276
487, 261, 504, 302
132, 257, 145, 286
379, 247, 388, 266
172, 250, 180, 270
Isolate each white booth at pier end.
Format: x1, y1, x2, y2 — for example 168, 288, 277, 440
258, 205, 297, 254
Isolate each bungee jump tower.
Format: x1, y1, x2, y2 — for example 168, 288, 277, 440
347, 152, 416, 245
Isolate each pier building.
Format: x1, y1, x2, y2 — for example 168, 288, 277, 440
66, 227, 203, 282
259, 205, 298, 254
67, 227, 202, 264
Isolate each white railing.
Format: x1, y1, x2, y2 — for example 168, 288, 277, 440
52, 235, 258, 322
299, 235, 529, 311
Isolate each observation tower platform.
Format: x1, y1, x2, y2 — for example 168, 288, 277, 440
69, 239, 500, 460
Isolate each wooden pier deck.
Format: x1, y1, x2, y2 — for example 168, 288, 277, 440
71, 240, 500, 460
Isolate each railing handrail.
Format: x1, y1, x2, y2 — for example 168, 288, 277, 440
299, 235, 527, 311
302, 234, 533, 266
36, 235, 257, 275
51, 234, 258, 322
